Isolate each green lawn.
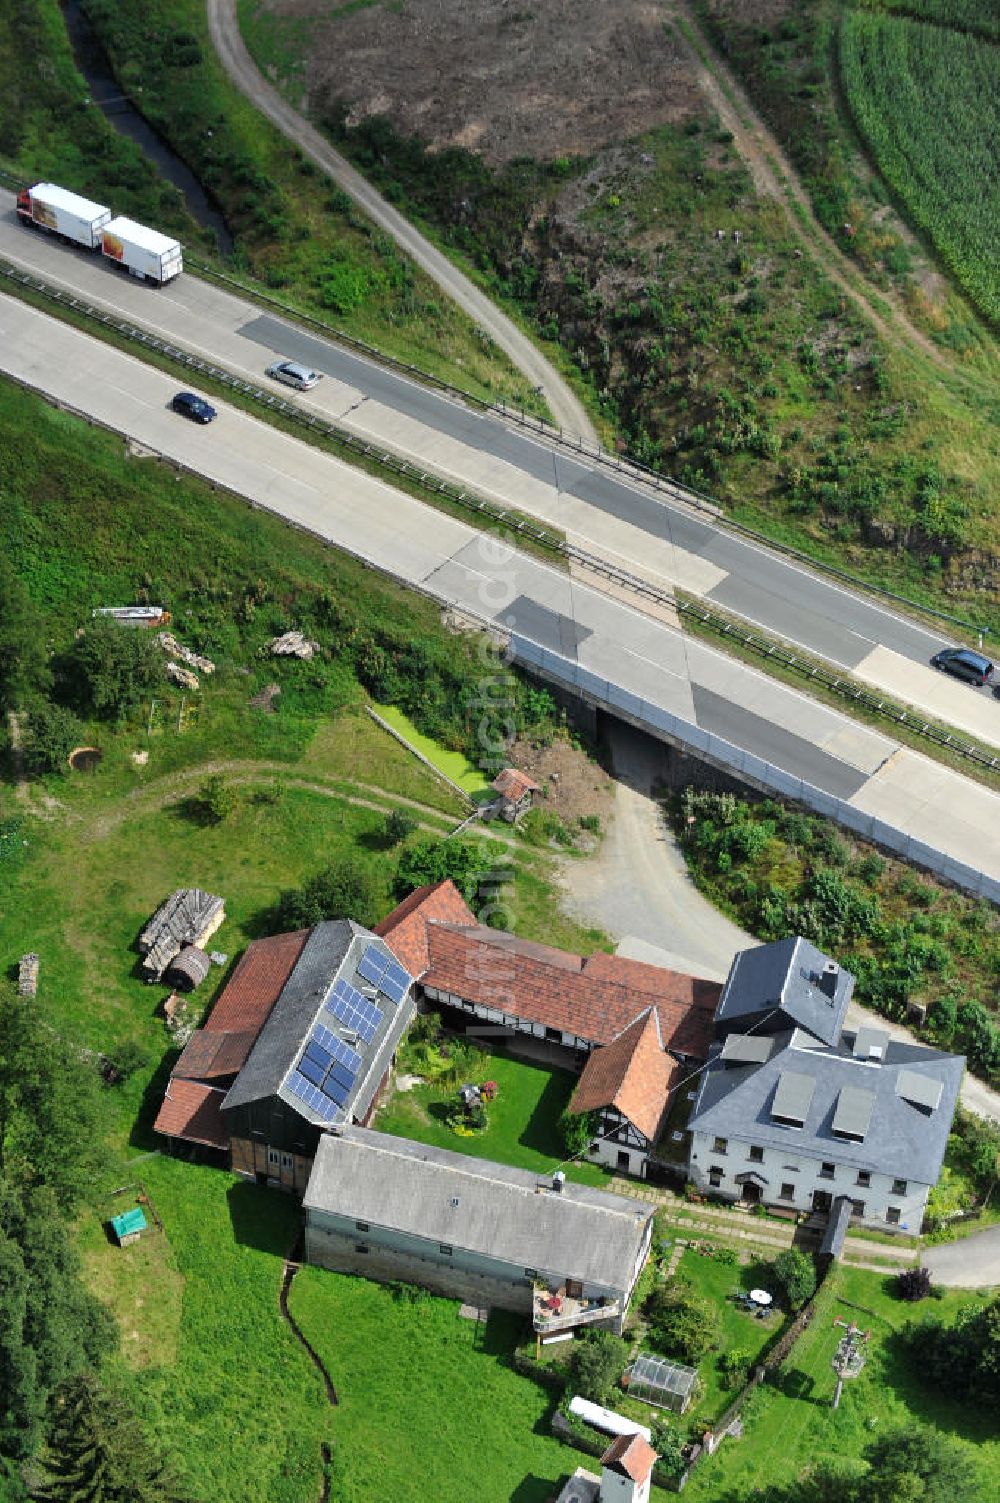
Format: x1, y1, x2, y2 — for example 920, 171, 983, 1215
666, 1248, 789, 1428
371, 703, 494, 800
682, 1263, 998, 1500
106, 1161, 330, 1503
288, 1268, 572, 1503
374, 1050, 613, 1188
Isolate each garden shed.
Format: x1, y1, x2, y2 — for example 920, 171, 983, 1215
110, 1207, 147, 1247
624, 1351, 697, 1413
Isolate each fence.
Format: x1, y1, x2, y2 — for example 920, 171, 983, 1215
511, 636, 1000, 905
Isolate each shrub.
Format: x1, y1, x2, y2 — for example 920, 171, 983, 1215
275, 855, 386, 931
719, 1347, 752, 1389
566, 1329, 629, 1404
896, 1267, 933, 1302
65, 617, 163, 720
559, 1107, 598, 1158
772, 1249, 816, 1310
23, 701, 85, 775
383, 809, 417, 845
197, 775, 237, 824
395, 838, 495, 906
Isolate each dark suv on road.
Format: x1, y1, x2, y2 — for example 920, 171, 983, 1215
930, 647, 994, 686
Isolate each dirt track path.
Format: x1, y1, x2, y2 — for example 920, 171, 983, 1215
206, 0, 598, 443
77, 758, 516, 845
671, 1, 948, 367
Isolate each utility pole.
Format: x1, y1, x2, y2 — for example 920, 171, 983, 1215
830, 1318, 870, 1409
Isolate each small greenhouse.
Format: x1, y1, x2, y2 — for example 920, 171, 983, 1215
625, 1352, 698, 1414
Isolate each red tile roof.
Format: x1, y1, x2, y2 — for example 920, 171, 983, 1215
569, 1009, 679, 1140
423, 923, 719, 1056
203, 929, 308, 1036
601, 1432, 658, 1484
153, 1079, 229, 1149
493, 768, 540, 801
374, 881, 477, 976
173, 1028, 260, 1081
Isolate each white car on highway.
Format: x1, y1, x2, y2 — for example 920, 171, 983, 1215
265, 359, 322, 391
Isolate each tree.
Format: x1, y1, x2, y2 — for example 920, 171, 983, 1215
275, 855, 386, 931
0, 1181, 117, 1460
66, 617, 163, 720
394, 837, 495, 905
196, 775, 237, 824
856, 1426, 982, 1503
0, 558, 50, 714
23, 702, 85, 776
907, 1294, 1000, 1405
650, 1418, 686, 1480
0, 985, 105, 1211
31, 1374, 192, 1503
645, 1277, 720, 1364
772, 1248, 816, 1310
566, 1329, 629, 1404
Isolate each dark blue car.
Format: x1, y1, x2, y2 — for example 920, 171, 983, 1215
930, 647, 994, 686
171, 391, 217, 424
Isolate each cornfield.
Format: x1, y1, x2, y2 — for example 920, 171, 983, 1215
859, 0, 1000, 42
840, 11, 1000, 323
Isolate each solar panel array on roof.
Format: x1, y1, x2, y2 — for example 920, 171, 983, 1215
288, 1022, 363, 1121
325, 976, 383, 1043
357, 943, 412, 1005
832, 1084, 876, 1141
896, 1070, 944, 1112
771, 1070, 815, 1125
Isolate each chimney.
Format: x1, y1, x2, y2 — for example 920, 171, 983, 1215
818, 961, 839, 1000
552, 1170, 566, 1194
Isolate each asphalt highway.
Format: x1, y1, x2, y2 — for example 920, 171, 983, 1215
4, 290, 1000, 895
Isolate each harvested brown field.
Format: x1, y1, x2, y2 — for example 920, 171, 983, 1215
267, 0, 700, 163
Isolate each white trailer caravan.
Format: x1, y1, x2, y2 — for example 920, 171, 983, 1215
16, 182, 112, 249
101, 216, 183, 285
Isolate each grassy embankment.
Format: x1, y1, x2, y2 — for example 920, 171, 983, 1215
0, 372, 611, 1499
0, 0, 539, 409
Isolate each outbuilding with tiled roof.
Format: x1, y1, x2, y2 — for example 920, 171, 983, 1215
568, 1009, 679, 1179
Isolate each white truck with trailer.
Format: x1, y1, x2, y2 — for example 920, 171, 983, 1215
16, 182, 111, 249
101, 216, 183, 285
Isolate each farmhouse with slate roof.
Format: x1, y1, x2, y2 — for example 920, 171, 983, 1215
687, 939, 964, 1231
303, 1127, 653, 1334
154, 920, 414, 1192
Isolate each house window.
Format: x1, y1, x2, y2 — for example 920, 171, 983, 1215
355, 1243, 369, 1254
820, 1162, 836, 1180
712, 1137, 728, 1155
545, 1027, 561, 1042
355, 1221, 370, 1233
892, 1178, 908, 1196
851, 1200, 865, 1218
779, 1183, 795, 1201
525, 1268, 538, 1278
281, 1153, 293, 1169
708, 1166, 724, 1187
856, 1170, 871, 1188
268, 1148, 280, 1166
566, 1279, 583, 1299
749, 1145, 764, 1163
886, 1206, 902, 1226
439, 1244, 453, 1256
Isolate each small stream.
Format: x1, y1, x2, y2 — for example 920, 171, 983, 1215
62, 0, 234, 256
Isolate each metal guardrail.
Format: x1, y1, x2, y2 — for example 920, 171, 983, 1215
184, 258, 983, 641
0, 158, 983, 638
3, 252, 998, 783
512, 636, 1000, 906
